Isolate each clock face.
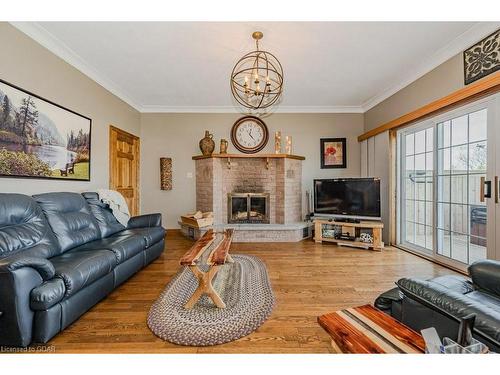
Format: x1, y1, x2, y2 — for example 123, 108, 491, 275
231, 116, 269, 153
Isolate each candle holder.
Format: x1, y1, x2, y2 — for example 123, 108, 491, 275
285, 136, 292, 155
220, 139, 228, 154
274, 131, 281, 154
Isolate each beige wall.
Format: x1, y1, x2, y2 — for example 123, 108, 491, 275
0, 23, 140, 196
364, 54, 464, 132
362, 53, 469, 244
140, 113, 364, 228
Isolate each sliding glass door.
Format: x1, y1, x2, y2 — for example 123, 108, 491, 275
397, 94, 498, 270
400, 124, 434, 255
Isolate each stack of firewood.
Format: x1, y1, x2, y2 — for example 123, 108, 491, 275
180, 211, 214, 228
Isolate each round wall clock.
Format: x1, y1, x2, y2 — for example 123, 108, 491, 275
230, 116, 269, 154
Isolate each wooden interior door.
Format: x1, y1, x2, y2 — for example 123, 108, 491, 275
109, 125, 140, 216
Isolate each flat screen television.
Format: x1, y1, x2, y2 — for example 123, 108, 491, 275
313, 178, 381, 220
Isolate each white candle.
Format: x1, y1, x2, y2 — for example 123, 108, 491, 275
275, 131, 281, 154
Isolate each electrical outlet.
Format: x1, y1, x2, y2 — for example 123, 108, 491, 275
186, 172, 193, 179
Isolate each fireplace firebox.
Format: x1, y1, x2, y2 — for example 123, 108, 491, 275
228, 193, 270, 224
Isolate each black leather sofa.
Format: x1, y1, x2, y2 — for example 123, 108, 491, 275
0, 192, 165, 347
375, 260, 500, 352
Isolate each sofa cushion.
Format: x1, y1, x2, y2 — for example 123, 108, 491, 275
115, 227, 165, 248
0, 193, 59, 259
74, 234, 145, 264
33, 192, 101, 252
466, 291, 500, 311
430, 275, 474, 295
50, 250, 116, 297
81, 192, 125, 238
30, 278, 66, 310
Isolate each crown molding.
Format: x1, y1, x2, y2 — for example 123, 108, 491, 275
361, 22, 500, 112
10, 22, 143, 111
139, 105, 365, 113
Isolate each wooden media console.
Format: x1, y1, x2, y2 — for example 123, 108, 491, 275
313, 218, 384, 251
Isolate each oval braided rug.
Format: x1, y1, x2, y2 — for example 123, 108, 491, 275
147, 254, 275, 346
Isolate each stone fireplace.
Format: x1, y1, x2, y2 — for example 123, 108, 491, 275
192, 153, 311, 242
228, 192, 270, 224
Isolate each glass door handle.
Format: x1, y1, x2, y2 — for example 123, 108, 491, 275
495, 176, 499, 204
480, 177, 492, 201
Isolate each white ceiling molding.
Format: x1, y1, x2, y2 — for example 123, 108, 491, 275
139, 105, 364, 113
361, 22, 500, 112
11, 21, 143, 111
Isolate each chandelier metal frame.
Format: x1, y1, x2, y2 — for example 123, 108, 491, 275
230, 31, 284, 110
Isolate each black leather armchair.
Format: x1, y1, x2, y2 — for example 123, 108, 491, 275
375, 260, 500, 352
0, 192, 165, 347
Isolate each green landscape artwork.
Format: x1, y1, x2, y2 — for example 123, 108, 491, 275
0, 79, 91, 181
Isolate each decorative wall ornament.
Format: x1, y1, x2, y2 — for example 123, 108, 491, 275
0, 78, 91, 181
274, 131, 281, 154
219, 139, 228, 154
160, 157, 172, 190
464, 29, 500, 85
199, 130, 215, 156
230, 31, 284, 111
320, 138, 347, 169
360, 232, 373, 244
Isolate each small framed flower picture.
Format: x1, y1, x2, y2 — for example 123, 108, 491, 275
320, 138, 346, 169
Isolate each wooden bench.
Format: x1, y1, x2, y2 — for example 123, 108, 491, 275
179, 229, 234, 309
59, 162, 75, 177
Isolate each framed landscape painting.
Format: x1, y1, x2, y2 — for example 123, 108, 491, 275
320, 138, 346, 169
0, 79, 91, 181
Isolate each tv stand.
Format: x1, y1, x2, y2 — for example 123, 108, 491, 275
313, 218, 384, 251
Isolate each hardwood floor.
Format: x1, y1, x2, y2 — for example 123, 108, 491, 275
46, 230, 456, 353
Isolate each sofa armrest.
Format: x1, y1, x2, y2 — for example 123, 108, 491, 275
0, 257, 55, 347
468, 260, 500, 297
127, 213, 162, 229
375, 287, 403, 310
0, 257, 55, 281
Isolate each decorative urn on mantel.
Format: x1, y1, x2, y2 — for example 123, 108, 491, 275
199, 130, 215, 156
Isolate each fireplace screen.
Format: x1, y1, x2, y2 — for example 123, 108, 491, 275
228, 193, 270, 224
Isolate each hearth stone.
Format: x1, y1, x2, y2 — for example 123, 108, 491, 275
179, 222, 313, 242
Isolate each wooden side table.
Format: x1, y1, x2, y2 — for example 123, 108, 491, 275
318, 304, 425, 353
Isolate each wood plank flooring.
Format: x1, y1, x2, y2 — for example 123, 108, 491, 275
46, 230, 456, 353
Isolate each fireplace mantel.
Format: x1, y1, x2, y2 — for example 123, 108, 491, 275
192, 153, 305, 160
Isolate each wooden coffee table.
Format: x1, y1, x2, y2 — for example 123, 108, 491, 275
179, 228, 234, 309
318, 304, 425, 353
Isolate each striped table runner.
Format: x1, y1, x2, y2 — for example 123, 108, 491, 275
318, 304, 426, 353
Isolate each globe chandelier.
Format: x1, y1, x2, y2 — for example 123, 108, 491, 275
230, 31, 284, 110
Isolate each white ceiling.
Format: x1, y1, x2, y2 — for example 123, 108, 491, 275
12, 22, 500, 113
